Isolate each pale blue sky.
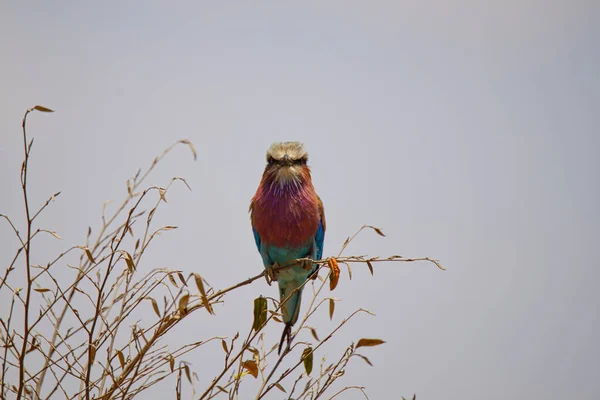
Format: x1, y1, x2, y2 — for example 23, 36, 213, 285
1, 1, 599, 399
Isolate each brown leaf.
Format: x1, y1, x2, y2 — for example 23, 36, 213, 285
178, 293, 190, 314
216, 386, 228, 393
369, 226, 386, 237
242, 360, 258, 378
34, 288, 51, 293
146, 297, 160, 318
89, 344, 97, 364
158, 187, 167, 203
33, 105, 54, 113
121, 251, 135, 273
355, 353, 373, 366
308, 326, 320, 341
221, 339, 228, 354
356, 338, 386, 349
179, 139, 198, 161
302, 347, 313, 375
329, 298, 335, 321
84, 247, 96, 264
193, 272, 214, 315
116, 350, 125, 369
169, 355, 175, 372
168, 274, 178, 287
345, 262, 352, 280
366, 260, 374, 276
184, 364, 192, 383
328, 258, 340, 290
274, 383, 286, 393
177, 272, 186, 287
43, 230, 62, 239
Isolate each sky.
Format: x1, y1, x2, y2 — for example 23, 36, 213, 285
1, 1, 599, 399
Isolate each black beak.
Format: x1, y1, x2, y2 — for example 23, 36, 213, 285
281, 154, 292, 165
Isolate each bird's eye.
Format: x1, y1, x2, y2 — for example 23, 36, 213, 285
267, 156, 275, 164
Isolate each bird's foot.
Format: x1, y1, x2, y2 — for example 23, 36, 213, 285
265, 263, 278, 286
301, 259, 318, 280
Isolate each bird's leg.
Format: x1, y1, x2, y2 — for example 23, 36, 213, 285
265, 262, 278, 286
301, 259, 318, 280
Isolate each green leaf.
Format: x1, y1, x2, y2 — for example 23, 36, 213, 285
252, 296, 268, 331
302, 347, 313, 375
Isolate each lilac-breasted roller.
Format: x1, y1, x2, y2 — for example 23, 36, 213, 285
250, 142, 325, 353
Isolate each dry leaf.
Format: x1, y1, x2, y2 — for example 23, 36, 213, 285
84, 247, 95, 264
121, 251, 135, 273
33, 105, 54, 113
147, 297, 160, 318
34, 288, 51, 293
355, 353, 373, 366
356, 338, 386, 349
221, 339, 228, 354
116, 350, 125, 369
179, 139, 198, 160
44, 230, 62, 239
89, 345, 97, 364
184, 364, 192, 383
329, 298, 335, 320
368, 225, 386, 237
158, 187, 167, 203
177, 272, 186, 286
178, 293, 190, 314
308, 326, 320, 341
193, 272, 214, 315
242, 360, 258, 378
274, 383, 286, 393
328, 258, 340, 290
345, 262, 352, 280
216, 386, 228, 393
366, 260, 374, 276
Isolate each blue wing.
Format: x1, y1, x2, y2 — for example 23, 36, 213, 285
315, 220, 325, 260
253, 227, 261, 253
314, 196, 326, 261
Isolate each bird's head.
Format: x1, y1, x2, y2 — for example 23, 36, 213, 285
264, 141, 310, 185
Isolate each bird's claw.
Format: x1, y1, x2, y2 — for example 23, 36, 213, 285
265, 263, 277, 286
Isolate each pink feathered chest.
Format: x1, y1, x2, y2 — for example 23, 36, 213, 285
251, 182, 320, 248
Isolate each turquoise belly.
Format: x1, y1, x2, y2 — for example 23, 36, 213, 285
267, 242, 314, 282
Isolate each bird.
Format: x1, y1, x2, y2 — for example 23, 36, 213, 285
250, 142, 325, 354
